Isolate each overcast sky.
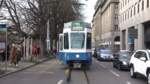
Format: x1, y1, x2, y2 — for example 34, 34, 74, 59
82, 0, 97, 23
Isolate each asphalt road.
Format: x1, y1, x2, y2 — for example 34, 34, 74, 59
0, 58, 148, 84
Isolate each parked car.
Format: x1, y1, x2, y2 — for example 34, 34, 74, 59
113, 50, 131, 70
97, 49, 114, 61
129, 50, 150, 84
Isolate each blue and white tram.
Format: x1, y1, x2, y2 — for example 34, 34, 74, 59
57, 21, 92, 68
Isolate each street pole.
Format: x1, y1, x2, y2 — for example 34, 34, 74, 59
46, 20, 50, 51
5, 25, 7, 71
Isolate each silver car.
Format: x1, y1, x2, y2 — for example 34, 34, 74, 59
97, 49, 114, 61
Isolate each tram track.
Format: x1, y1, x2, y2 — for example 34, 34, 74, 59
83, 69, 90, 84
65, 67, 90, 84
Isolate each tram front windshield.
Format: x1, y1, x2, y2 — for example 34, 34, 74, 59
71, 33, 85, 49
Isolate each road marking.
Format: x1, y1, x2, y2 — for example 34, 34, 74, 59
110, 70, 120, 77
99, 63, 106, 69
126, 81, 132, 84
96, 61, 106, 69
57, 80, 63, 84
95, 60, 99, 63
93, 58, 106, 69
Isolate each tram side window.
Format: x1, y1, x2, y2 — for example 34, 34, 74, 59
59, 36, 63, 50
87, 33, 91, 49
64, 33, 69, 49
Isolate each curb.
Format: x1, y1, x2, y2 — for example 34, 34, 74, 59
0, 57, 54, 78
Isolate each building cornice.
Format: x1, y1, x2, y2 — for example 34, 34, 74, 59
93, 0, 107, 17
101, 1, 119, 15
93, 0, 119, 18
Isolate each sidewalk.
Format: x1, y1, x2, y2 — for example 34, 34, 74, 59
0, 57, 50, 78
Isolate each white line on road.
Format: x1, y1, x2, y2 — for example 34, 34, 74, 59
110, 70, 120, 77
126, 81, 132, 84
57, 80, 63, 84
98, 63, 106, 69
93, 58, 106, 69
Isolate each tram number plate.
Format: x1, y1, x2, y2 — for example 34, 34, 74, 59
74, 63, 81, 68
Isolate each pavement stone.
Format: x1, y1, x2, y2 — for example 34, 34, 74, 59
0, 57, 51, 78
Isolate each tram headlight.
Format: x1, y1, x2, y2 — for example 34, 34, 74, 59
76, 54, 80, 58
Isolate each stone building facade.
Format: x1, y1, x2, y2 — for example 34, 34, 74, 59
92, 0, 120, 52
119, 0, 150, 50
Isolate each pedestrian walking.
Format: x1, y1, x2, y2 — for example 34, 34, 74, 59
0, 50, 5, 62
37, 45, 40, 57
10, 44, 20, 66
32, 44, 38, 62
53, 48, 57, 55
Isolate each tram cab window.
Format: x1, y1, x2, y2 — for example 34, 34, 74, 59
87, 33, 91, 49
64, 33, 69, 49
71, 33, 85, 49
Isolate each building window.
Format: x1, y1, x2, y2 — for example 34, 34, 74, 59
114, 25, 118, 31
130, 8, 132, 17
138, 4, 140, 13
128, 10, 130, 19
142, 1, 144, 10
122, 14, 123, 21
124, 13, 125, 21
115, 14, 118, 20
147, 0, 149, 8
123, 14, 124, 21
124, 12, 126, 20
134, 6, 136, 15
115, 4, 118, 9
123, 0, 124, 7
127, 12, 128, 19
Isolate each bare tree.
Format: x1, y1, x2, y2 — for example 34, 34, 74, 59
4, 0, 27, 36
4, 0, 83, 56
20, 0, 83, 54
47, 0, 84, 49
0, 0, 4, 9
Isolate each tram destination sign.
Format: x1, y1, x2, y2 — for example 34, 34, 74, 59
71, 21, 84, 31
64, 21, 91, 31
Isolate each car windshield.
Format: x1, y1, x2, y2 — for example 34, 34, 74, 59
100, 50, 112, 54
71, 33, 85, 49
119, 52, 130, 60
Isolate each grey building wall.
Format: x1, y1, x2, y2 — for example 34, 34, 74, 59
119, 0, 150, 50
92, 0, 120, 52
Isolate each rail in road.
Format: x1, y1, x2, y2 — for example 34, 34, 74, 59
65, 68, 90, 84
62, 67, 90, 84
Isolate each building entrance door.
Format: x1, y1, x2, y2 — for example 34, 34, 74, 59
144, 22, 150, 49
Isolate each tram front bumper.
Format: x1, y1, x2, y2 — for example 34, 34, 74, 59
65, 52, 92, 64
